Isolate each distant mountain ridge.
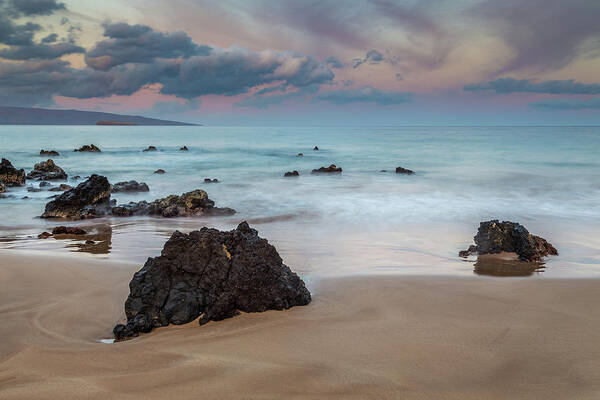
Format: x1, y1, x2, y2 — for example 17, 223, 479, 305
0, 107, 198, 126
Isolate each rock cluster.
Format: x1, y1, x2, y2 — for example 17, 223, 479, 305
41, 174, 112, 219
459, 220, 558, 262
26, 159, 68, 180
74, 144, 101, 152
111, 180, 149, 193
113, 222, 311, 340
312, 164, 342, 173
396, 166, 414, 175
112, 189, 235, 217
0, 158, 25, 186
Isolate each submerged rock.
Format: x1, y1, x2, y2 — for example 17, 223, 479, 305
284, 170, 300, 177
112, 189, 235, 217
111, 180, 149, 193
313, 146, 319, 150
395, 166, 414, 175
154, 169, 166, 174
41, 174, 112, 219
459, 220, 558, 262
312, 164, 342, 173
180, 146, 189, 151
0, 158, 25, 187
143, 146, 157, 152
40, 150, 59, 156
113, 222, 311, 340
26, 159, 68, 180
74, 144, 101, 152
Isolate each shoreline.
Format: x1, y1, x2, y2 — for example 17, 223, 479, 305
1, 251, 599, 399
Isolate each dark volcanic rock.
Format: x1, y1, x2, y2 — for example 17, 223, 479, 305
39, 181, 51, 187
284, 170, 299, 177
40, 150, 59, 156
180, 146, 189, 151
297, 153, 303, 157
203, 178, 219, 183
395, 166, 414, 175
74, 144, 101, 152
143, 146, 157, 152
0, 158, 25, 186
41, 174, 112, 219
312, 164, 342, 174
313, 146, 319, 150
26, 159, 68, 180
49, 184, 73, 192
154, 169, 166, 174
27, 186, 42, 192
113, 222, 311, 340
52, 226, 87, 235
112, 189, 235, 218
459, 220, 558, 262
111, 180, 149, 193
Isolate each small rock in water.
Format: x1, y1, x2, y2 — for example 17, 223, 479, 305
74, 144, 101, 152
27, 159, 68, 180
52, 226, 87, 235
297, 153, 303, 157
313, 146, 319, 150
49, 184, 73, 192
143, 146, 157, 152
459, 220, 558, 262
395, 166, 414, 175
113, 222, 311, 340
38, 231, 51, 239
154, 169, 166, 174
39, 181, 51, 187
0, 158, 25, 186
27, 186, 42, 192
203, 178, 219, 183
111, 180, 149, 193
180, 146, 189, 151
312, 164, 342, 173
284, 171, 300, 177
40, 150, 59, 156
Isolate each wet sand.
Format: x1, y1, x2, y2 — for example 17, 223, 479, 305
1, 250, 599, 399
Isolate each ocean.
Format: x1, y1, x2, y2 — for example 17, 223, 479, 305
1, 125, 599, 277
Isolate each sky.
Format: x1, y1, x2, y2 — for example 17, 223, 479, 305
1, 0, 599, 125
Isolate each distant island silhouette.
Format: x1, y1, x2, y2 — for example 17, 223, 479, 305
0, 107, 198, 126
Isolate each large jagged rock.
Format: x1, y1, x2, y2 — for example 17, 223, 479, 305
111, 189, 235, 217
113, 222, 311, 340
0, 158, 25, 187
26, 159, 68, 180
111, 180, 149, 193
41, 174, 112, 219
459, 220, 558, 262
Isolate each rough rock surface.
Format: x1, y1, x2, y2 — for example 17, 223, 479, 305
284, 170, 299, 177
112, 189, 235, 217
113, 222, 311, 340
41, 174, 112, 219
396, 166, 414, 174
111, 180, 149, 193
40, 150, 59, 156
459, 220, 558, 262
143, 146, 157, 152
74, 144, 101, 152
26, 159, 68, 180
0, 182, 5, 193
0, 158, 25, 186
312, 164, 342, 173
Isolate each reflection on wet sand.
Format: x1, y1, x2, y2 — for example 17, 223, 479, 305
49, 224, 113, 255
473, 253, 546, 277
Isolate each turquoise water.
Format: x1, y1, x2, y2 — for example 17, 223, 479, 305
1, 125, 599, 277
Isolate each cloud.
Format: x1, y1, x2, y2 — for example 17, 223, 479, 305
235, 84, 319, 109
0, 18, 41, 45
469, 0, 600, 73
9, 0, 65, 16
464, 77, 600, 94
353, 49, 396, 68
86, 22, 211, 70
315, 86, 414, 105
0, 42, 84, 59
529, 97, 600, 110
325, 56, 343, 69
40, 33, 57, 43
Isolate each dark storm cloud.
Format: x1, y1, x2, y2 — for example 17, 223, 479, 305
85, 23, 211, 70
315, 86, 414, 105
464, 78, 600, 95
529, 97, 600, 111
469, 0, 600, 73
40, 33, 57, 43
9, 0, 65, 16
0, 42, 84, 59
0, 18, 41, 45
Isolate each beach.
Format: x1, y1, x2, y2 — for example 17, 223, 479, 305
1, 250, 599, 399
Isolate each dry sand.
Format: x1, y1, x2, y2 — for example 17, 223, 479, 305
1, 250, 599, 399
